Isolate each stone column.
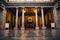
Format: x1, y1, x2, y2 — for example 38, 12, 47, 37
35, 8, 39, 30
21, 8, 25, 30
41, 8, 46, 29
15, 8, 18, 37
15, 8, 18, 30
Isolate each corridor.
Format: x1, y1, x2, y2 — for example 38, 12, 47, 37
0, 29, 60, 40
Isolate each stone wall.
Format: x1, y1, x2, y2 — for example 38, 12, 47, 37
57, 8, 60, 28
0, 11, 3, 29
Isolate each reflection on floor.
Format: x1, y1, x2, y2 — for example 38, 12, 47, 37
0, 29, 60, 40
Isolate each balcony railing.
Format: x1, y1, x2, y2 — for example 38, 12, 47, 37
6, 0, 54, 3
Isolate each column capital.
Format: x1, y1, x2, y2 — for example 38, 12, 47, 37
22, 7, 25, 9
41, 7, 44, 9
53, 7, 56, 9
16, 7, 18, 9
22, 8, 25, 13
35, 7, 38, 8
34, 8, 37, 13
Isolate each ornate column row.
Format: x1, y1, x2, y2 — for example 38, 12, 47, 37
35, 7, 45, 29
15, 7, 25, 30
3, 7, 57, 30
15, 7, 45, 30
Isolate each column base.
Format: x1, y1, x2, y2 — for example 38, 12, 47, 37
21, 27, 25, 34
42, 27, 46, 29
14, 27, 17, 30
21, 27, 25, 30
35, 26, 39, 30
51, 27, 55, 29
42, 25, 46, 29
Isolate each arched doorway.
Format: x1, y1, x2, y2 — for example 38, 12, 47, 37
24, 8, 36, 29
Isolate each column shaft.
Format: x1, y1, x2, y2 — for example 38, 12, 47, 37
15, 8, 18, 30
41, 8, 45, 28
22, 8, 24, 28
35, 8, 39, 29
36, 8, 38, 27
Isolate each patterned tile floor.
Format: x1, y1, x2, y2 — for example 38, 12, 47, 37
0, 29, 60, 40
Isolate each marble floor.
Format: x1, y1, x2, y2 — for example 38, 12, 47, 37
0, 29, 60, 40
